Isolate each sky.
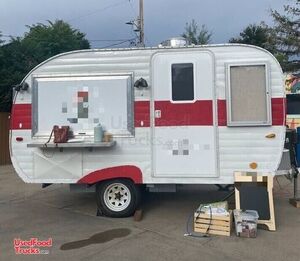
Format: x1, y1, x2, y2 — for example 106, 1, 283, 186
0, 0, 290, 48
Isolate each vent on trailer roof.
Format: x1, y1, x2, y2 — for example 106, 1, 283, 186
158, 37, 190, 48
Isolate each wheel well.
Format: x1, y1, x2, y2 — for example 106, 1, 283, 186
77, 165, 143, 185
95, 177, 135, 187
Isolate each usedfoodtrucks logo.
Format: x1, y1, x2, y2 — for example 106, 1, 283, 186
14, 238, 52, 255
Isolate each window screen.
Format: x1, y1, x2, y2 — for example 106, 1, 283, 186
171, 63, 194, 101
228, 65, 270, 125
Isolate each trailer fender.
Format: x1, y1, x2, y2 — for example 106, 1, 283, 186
77, 165, 143, 184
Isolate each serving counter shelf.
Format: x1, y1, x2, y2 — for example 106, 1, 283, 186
27, 140, 116, 151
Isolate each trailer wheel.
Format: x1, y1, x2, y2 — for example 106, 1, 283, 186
96, 179, 140, 217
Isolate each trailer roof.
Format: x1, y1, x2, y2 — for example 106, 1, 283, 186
63, 43, 265, 53
20, 43, 278, 85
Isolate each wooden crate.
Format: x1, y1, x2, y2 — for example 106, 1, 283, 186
194, 210, 232, 236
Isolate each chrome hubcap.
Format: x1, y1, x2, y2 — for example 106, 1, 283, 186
103, 183, 131, 212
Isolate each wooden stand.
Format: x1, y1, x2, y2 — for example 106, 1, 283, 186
234, 172, 276, 231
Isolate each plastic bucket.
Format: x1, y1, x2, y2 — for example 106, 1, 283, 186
233, 209, 259, 238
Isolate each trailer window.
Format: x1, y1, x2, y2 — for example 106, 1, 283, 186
171, 63, 194, 101
227, 64, 271, 126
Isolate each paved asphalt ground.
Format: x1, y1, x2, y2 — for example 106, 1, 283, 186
0, 165, 299, 261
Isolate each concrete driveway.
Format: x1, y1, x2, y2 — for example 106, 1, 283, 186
0, 165, 299, 261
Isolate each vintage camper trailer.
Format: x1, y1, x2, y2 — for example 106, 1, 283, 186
10, 43, 286, 216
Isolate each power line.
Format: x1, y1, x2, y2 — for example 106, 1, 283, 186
0, 33, 136, 47
67, 0, 128, 22
100, 39, 134, 48
1, 0, 145, 47
128, 0, 138, 17
89, 38, 134, 42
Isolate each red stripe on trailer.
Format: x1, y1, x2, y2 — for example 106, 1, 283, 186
134, 101, 150, 127
217, 98, 286, 126
217, 100, 227, 126
154, 100, 213, 126
11, 104, 32, 130
11, 102, 152, 130
10, 98, 286, 130
271, 98, 286, 126
77, 165, 143, 184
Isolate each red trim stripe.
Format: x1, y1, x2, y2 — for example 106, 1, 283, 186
11, 104, 31, 130
134, 101, 150, 127
10, 98, 286, 130
217, 100, 227, 126
155, 100, 213, 126
217, 98, 286, 126
271, 97, 286, 126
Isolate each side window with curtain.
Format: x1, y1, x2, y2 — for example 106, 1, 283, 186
171, 63, 194, 101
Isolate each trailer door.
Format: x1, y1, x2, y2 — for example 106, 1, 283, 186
151, 51, 218, 178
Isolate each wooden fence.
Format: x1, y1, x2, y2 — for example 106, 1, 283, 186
0, 113, 11, 165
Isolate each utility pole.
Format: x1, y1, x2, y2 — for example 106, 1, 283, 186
139, 0, 144, 47
126, 0, 145, 47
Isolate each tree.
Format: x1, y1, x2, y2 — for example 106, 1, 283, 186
0, 31, 4, 45
21, 20, 90, 65
229, 23, 289, 69
0, 32, 11, 112
0, 20, 90, 112
271, 0, 300, 71
182, 19, 212, 45
229, 23, 277, 53
0, 39, 28, 111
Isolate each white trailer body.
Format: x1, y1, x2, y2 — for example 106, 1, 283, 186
10, 44, 286, 187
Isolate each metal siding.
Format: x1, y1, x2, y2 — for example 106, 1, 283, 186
210, 46, 285, 181
11, 45, 286, 184
82, 128, 151, 181
10, 130, 34, 180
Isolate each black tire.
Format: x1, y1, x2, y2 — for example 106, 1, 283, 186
96, 179, 141, 218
